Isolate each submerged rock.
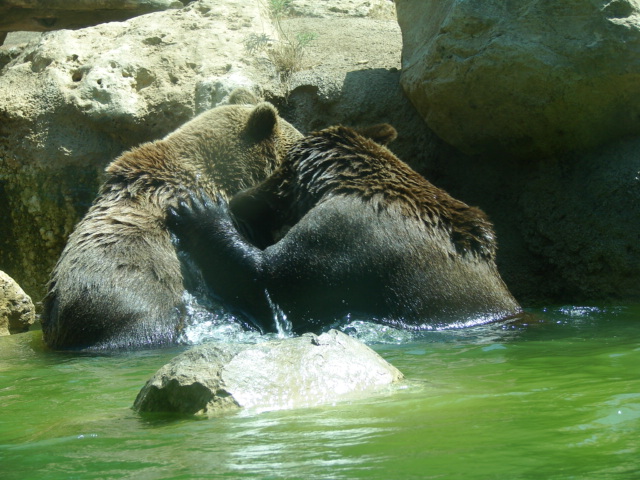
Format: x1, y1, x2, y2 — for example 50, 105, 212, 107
134, 330, 404, 415
0, 270, 35, 336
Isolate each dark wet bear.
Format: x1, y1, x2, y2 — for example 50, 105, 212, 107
169, 124, 522, 333
41, 90, 302, 350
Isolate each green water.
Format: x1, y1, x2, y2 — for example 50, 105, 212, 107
1, 305, 639, 479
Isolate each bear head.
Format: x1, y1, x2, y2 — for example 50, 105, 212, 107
105, 88, 303, 203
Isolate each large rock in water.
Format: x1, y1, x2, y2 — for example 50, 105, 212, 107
0, 270, 35, 336
396, 0, 640, 158
134, 330, 404, 415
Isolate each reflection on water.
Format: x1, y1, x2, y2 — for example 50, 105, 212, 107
1, 304, 639, 479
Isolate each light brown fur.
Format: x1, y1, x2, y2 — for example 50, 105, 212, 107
42, 90, 302, 350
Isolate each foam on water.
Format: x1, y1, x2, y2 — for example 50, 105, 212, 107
177, 289, 533, 346
177, 291, 266, 345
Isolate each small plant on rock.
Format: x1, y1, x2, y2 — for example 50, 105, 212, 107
245, 0, 317, 90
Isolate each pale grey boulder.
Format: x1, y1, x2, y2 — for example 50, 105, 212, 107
134, 330, 404, 415
396, 0, 640, 158
134, 343, 246, 414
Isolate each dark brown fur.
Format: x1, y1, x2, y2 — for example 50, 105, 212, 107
169, 124, 522, 332
273, 126, 497, 258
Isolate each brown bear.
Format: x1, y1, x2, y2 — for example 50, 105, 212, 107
41, 89, 302, 350
167, 124, 522, 333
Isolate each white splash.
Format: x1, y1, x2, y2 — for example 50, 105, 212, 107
178, 291, 264, 345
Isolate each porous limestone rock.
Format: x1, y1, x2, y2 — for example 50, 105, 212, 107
133, 330, 404, 415
396, 0, 640, 158
0, 270, 35, 336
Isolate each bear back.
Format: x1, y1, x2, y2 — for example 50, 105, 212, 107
279, 126, 497, 259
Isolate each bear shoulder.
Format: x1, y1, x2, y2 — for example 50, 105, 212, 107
291, 125, 497, 259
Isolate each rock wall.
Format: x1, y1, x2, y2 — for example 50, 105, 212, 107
425, 136, 640, 303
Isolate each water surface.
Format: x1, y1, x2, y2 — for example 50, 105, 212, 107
1, 305, 639, 479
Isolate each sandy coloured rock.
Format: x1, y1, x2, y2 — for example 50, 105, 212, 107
397, 0, 640, 158
0, 270, 35, 336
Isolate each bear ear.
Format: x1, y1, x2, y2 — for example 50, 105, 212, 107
246, 102, 278, 140
228, 88, 259, 105
355, 124, 398, 146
